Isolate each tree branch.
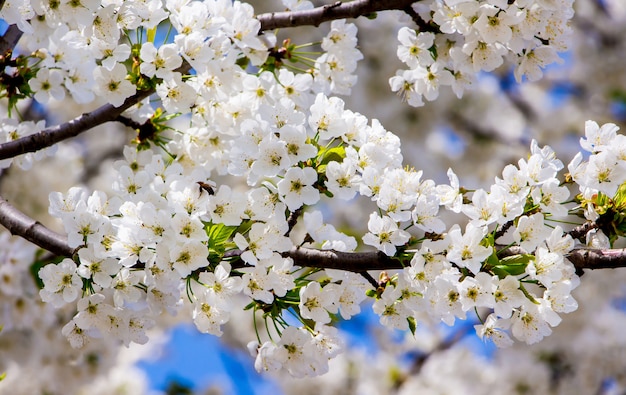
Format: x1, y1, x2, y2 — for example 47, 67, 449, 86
0, 195, 75, 257
2, 203, 626, 275
0, 25, 23, 55
0, 90, 153, 161
0, 62, 192, 161
566, 248, 626, 272
401, 2, 439, 33
278, 245, 626, 274
282, 247, 401, 271
256, 0, 417, 31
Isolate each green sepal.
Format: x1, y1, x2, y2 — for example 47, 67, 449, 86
407, 316, 417, 336
519, 283, 541, 305
483, 231, 495, 247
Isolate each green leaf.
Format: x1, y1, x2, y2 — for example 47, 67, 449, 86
494, 254, 534, 276
236, 56, 250, 69
407, 316, 417, 336
485, 248, 499, 268
317, 146, 346, 167
0, 372, 5, 381
492, 266, 509, 279
499, 253, 534, 265
207, 223, 238, 252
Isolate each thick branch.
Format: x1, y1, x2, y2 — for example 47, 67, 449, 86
226, 247, 402, 271
566, 248, 626, 272
257, 0, 417, 31
278, 245, 626, 274
3, 205, 626, 275
284, 247, 401, 271
0, 195, 74, 257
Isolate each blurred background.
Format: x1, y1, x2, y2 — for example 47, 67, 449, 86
2, 0, 626, 394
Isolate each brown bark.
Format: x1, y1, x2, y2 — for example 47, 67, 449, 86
256, 0, 417, 30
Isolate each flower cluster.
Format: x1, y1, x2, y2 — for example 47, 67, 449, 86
0, 0, 600, 380
358, 136, 579, 345
0, 230, 157, 394
391, 0, 574, 106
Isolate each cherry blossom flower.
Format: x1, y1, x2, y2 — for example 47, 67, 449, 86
475, 314, 513, 348
362, 213, 410, 256
299, 282, 337, 324
277, 166, 320, 211
39, 258, 82, 308
446, 222, 492, 274
93, 63, 136, 107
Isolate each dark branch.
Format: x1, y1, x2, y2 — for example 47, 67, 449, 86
285, 207, 303, 237
568, 221, 598, 242
360, 271, 379, 288
402, 3, 439, 33
283, 247, 402, 271
566, 248, 626, 272
0, 25, 23, 55
3, 203, 626, 275
494, 220, 514, 241
257, 0, 417, 31
0, 195, 75, 257
0, 62, 192, 161
0, 90, 153, 161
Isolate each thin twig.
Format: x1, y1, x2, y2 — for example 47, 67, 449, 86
402, 3, 439, 33
568, 221, 597, 242
359, 271, 379, 288
409, 324, 472, 375
285, 207, 303, 237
